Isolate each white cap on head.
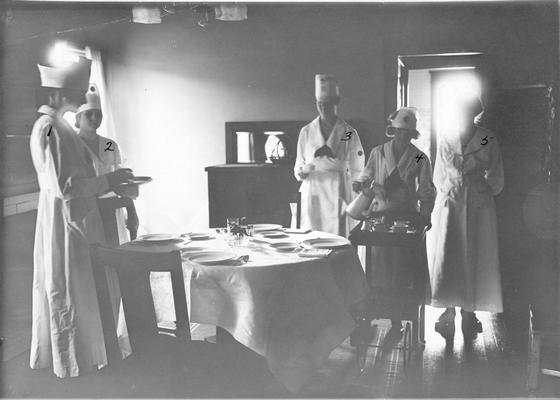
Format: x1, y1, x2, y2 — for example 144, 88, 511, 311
76, 83, 102, 114
315, 74, 339, 101
37, 64, 71, 89
389, 107, 418, 130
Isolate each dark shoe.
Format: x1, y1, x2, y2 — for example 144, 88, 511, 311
384, 320, 404, 346
435, 308, 455, 339
461, 310, 482, 337
350, 317, 372, 346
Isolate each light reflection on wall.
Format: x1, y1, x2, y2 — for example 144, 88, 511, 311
108, 67, 226, 234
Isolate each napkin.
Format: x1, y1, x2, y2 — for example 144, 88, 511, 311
298, 248, 332, 258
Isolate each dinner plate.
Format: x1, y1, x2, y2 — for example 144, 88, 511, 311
268, 242, 300, 252
126, 176, 153, 185
302, 237, 351, 249
138, 233, 180, 242
260, 231, 289, 239
252, 224, 283, 232
186, 232, 213, 240
187, 251, 237, 265
181, 246, 208, 253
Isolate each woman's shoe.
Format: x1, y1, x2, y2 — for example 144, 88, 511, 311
461, 309, 482, 337
435, 308, 456, 339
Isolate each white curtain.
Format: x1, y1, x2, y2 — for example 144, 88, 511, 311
88, 47, 120, 143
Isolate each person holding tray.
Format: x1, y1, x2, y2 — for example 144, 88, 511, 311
352, 107, 435, 335
75, 83, 139, 242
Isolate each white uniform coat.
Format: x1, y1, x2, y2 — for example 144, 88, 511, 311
294, 117, 364, 236
427, 126, 504, 312
358, 140, 435, 287
81, 134, 132, 358
83, 134, 129, 243
30, 106, 110, 377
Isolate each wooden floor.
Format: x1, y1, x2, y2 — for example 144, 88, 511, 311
4, 306, 559, 398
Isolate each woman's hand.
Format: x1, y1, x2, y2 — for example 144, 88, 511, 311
106, 168, 133, 188
297, 171, 309, 180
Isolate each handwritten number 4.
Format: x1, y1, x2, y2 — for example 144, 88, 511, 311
105, 141, 114, 152
341, 132, 353, 141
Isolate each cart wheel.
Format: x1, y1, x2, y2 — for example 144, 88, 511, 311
402, 322, 412, 370
357, 342, 368, 372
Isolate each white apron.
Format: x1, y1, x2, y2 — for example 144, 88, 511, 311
29, 106, 111, 377
294, 117, 364, 236
427, 127, 504, 313
80, 134, 132, 358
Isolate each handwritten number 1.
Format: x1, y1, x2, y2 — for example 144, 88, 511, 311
47, 126, 52, 136
341, 132, 353, 141
104, 141, 114, 152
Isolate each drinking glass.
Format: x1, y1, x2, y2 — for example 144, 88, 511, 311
226, 217, 240, 234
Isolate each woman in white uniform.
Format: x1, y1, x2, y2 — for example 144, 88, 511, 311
76, 83, 139, 243
75, 83, 137, 358
30, 65, 134, 377
294, 74, 364, 236
353, 108, 435, 333
427, 95, 504, 338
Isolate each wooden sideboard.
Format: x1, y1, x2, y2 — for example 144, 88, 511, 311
205, 163, 300, 228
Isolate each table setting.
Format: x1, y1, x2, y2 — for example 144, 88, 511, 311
119, 218, 369, 393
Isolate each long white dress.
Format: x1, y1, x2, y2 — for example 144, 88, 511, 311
29, 105, 110, 377
427, 126, 504, 313
294, 117, 364, 236
81, 133, 133, 358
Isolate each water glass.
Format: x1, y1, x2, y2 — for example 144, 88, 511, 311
226, 217, 240, 234
246, 224, 254, 237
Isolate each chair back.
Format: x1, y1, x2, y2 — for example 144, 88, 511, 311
98, 196, 137, 246
90, 244, 186, 363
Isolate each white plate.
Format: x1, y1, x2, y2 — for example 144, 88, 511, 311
187, 251, 237, 265
268, 242, 300, 252
302, 237, 351, 249
252, 224, 283, 232
181, 246, 208, 253
261, 231, 289, 239
138, 233, 180, 242
186, 232, 212, 240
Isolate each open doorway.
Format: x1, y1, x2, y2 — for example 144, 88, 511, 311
398, 53, 484, 165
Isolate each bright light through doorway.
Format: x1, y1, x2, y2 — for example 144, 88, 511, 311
435, 70, 481, 140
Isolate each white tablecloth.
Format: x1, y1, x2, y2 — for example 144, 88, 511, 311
122, 231, 368, 392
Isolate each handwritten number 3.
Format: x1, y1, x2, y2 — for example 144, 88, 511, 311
341, 132, 353, 141
105, 141, 114, 152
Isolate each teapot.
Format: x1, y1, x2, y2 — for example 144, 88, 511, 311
346, 182, 388, 220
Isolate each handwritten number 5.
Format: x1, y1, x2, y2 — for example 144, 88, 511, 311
105, 141, 114, 152
341, 132, 353, 141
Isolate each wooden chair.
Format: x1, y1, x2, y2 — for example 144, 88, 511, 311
98, 196, 138, 247
527, 304, 560, 395
90, 244, 191, 364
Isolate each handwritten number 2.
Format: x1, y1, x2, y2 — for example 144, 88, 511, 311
104, 141, 114, 152
341, 132, 353, 141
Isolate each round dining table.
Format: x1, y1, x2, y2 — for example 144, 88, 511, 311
120, 229, 369, 393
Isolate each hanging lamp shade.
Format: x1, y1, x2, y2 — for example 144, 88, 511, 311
132, 6, 162, 24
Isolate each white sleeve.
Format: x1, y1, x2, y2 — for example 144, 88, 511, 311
294, 128, 306, 181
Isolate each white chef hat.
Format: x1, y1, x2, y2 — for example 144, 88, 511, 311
76, 83, 102, 114
315, 74, 339, 101
388, 107, 418, 130
37, 64, 72, 89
